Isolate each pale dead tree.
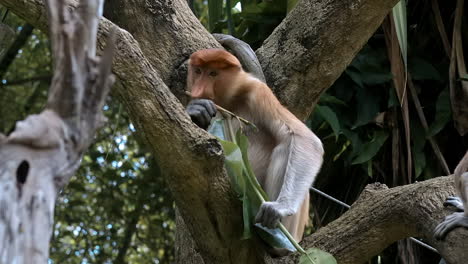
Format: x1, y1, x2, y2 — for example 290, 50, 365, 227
0, 0, 467, 264
0, 0, 115, 263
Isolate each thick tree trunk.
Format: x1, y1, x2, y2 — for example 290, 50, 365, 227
0, 1, 465, 264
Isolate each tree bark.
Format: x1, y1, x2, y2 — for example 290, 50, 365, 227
104, 0, 399, 119
270, 176, 468, 264
0, 0, 114, 263
0, 1, 465, 264
256, 0, 399, 118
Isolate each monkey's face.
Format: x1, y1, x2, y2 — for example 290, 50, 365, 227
188, 65, 241, 107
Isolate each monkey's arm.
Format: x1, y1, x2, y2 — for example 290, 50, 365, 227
256, 122, 323, 228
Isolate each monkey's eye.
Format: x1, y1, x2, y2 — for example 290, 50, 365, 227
194, 68, 202, 74
209, 71, 218, 77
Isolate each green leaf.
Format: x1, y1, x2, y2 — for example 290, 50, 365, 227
427, 87, 451, 136
392, 0, 407, 70
299, 248, 337, 264
341, 129, 363, 157
347, 46, 392, 87
346, 67, 392, 87
241, 194, 252, 239
409, 57, 442, 81
287, 0, 299, 13
319, 94, 347, 106
254, 224, 296, 252
236, 130, 269, 200
413, 149, 426, 179
351, 130, 389, 165
411, 120, 426, 178
207, 119, 227, 139
353, 86, 382, 128
219, 139, 245, 195
315, 105, 340, 140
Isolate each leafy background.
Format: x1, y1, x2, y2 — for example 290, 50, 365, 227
0, 0, 466, 263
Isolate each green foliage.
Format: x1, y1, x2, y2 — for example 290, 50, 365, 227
211, 118, 337, 262
0, 12, 51, 133
50, 101, 175, 264
193, 0, 287, 49
351, 130, 389, 165
315, 105, 340, 140
427, 87, 451, 137
208, 0, 224, 32
392, 0, 407, 69
299, 248, 337, 264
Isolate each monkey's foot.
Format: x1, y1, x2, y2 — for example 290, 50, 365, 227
434, 212, 468, 240
443, 196, 465, 212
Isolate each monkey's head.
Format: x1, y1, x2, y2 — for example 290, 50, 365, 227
188, 49, 245, 107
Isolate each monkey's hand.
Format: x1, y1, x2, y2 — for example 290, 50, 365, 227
255, 201, 294, 229
186, 99, 217, 129
444, 196, 465, 212
434, 212, 468, 240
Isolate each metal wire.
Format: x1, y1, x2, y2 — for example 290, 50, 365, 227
309, 187, 439, 253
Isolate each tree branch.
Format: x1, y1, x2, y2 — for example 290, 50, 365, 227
256, 0, 399, 119
270, 176, 468, 264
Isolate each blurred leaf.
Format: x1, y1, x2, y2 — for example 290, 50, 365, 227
207, 118, 226, 139
411, 120, 426, 178
208, 0, 224, 32
287, 0, 299, 13
353, 86, 382, 128
392, 0, 407, 69
230, 0, 240, 8
427, 87, 451, 136
319, 94, 347, 106
316, 105, 340, 139
346, 46, 392, 87
413, 148, 426, 179
254, 223, 296, 251
299, 248, 337, 264
341, 129, 363, 157
218, 138, 245, 195
346, 67, 392, 87
409, 57, 442, 81
352, 130, 389, 164
387, 86, 399, 108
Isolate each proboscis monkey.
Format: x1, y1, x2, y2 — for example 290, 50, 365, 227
434, 151, 468, 239
186, 49, 324, 242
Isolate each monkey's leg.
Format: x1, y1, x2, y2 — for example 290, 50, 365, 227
434, 212, 468, 240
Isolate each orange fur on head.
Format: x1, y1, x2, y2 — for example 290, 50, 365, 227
189, 49, 241, 69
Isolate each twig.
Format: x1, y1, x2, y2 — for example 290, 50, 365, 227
184, 91, 256, 128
